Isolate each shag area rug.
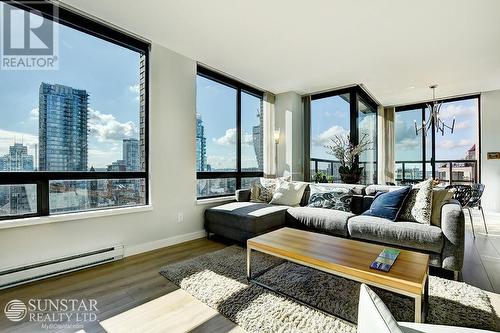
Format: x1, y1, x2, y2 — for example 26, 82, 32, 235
160, 246, 498, 333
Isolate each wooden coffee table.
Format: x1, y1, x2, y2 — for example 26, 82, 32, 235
247, 227, 429, 323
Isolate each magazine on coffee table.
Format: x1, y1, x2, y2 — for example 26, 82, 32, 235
370, 248, 400, 272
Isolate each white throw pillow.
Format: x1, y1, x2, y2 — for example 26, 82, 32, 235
358, 284, 403, 333
269, 180, 308, 206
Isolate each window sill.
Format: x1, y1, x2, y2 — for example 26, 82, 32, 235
196, 196, 235, 205
0, 205, 154, 230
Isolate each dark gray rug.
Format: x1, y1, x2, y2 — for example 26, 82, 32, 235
160, 245, 498, 333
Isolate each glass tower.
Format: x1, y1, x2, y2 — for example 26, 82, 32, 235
123, 138, 140, 171
196, 113, 207, 171
39, 83, 89, 171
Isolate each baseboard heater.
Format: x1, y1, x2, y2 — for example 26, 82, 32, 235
0, 244, 124, 290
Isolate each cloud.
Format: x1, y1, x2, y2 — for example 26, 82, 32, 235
213, 128, 254, 146
437, 139, 473, 150
396, 138, 421, 150
30, 107, 39, 121
454, 121, 470, 130
88, 144, 121, 168
88, 108, 138, 142
438, 104, 476, 121
312, 125, 349, 146
128, 84, 140, 101
0, 129, 38, 156
395, 118, 420, 150
207, 155, 236, 170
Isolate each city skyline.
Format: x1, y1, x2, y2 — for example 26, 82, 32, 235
0, 9, 141, 169
196, 75, 264, 171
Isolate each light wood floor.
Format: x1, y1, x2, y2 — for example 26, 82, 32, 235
1, 214, 500, 333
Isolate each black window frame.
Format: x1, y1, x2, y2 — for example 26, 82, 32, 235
304, 85, 379, 183
196, 66, 264, 199
0, 0, 150, 220
394, 94, 481, 184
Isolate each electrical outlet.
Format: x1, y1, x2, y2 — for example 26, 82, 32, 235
177, 212, 184, 223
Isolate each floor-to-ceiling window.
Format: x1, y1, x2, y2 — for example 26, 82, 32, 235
395, 96, 479, 185
196, 66, 264, 198
0, 2, 149, 220
307, 86, 378, 184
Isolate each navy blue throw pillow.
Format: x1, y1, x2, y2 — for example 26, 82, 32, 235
362, 186, 411, 221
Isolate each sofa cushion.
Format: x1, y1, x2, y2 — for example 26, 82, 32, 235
269, 180, 308, 206
286, 206, 354, 237
250, 178, 278, 203
431, 187, 455, 227
348, 215, 444, 253
363, 186, 411, 221
205, 202, 288, 234
399, 179, 434, 224
307, 184, 353, 211
358, 284, 403, 333
365, 184, 404, 196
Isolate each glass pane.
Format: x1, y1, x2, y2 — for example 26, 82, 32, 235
310, 94, 350, 161
435, 99, 479, 161
0, 3, 143, 172
395, 108, 423, 162
396, 163, 424, 184
49, 179, 145, 214
241, 177, 259, 189
196, 76, 237, 172
358, 98, 377, 184
241, 92, 263, 171
435, 162, 450, 185
0, 184, 37, 217
197, 178, 236, 198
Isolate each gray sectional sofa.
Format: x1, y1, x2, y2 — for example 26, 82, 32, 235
204, 184, 465, 274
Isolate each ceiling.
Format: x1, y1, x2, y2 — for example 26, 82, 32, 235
62, 0, 500, 106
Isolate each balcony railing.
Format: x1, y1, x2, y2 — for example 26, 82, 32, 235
395, 159, 478, 185
310, 158, 376, 184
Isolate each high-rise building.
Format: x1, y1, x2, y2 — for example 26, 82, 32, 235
252, 103, 264, 171
0, 142, 34, 171
107, 160, 127, 172
123, 139, 140, 171
196, 113, 207, 171
39, 83, 89, 171
0, 143, 35, 215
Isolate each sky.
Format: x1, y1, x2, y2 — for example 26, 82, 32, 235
196, 75, 262, 171
395, 99, 478, 161
310, 94, 478, 165
310, 94, 377, 161
0, 5, 141, 169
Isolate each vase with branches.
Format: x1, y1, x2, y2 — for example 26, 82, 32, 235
324, 133, 373, 184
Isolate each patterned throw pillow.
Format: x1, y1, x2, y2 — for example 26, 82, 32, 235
398, 178, 434, 224
250, 178, 277, 203
307, 185, 353, 212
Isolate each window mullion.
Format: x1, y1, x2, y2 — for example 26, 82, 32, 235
236, 88, 242, 189
40, 180, 50, 216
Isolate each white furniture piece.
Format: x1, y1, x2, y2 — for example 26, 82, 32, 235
358, 284, 494, 333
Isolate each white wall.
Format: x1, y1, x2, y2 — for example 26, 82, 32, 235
480, 89, 500, 213
274, 92, 304, 180
0, 43, 225, 269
